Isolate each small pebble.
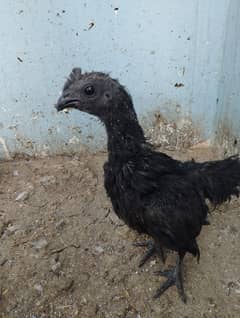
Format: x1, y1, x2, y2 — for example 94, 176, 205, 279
51, 261, 61, 273
13, 170, 19, 176
150, 260, 156, 266
57, 278, 74, 292
15, 191, 29, 201
81, 296, 87, 305
31, 239, 48, 250
95, 246, 104, 254
33, 284, 43, 293
6, 224, 20, 235
39, 175, 56, 186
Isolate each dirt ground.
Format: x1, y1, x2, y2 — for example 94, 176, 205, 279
0, 148, 239, 318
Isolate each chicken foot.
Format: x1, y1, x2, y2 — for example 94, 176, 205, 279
154, 252, 187, 303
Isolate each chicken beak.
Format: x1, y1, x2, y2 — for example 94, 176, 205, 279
55, 96, 66, 112
55, 97, 80, 112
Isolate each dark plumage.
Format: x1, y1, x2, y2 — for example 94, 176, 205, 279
56, 68, 240, 302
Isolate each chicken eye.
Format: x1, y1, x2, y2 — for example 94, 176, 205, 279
84, 85, 95, 96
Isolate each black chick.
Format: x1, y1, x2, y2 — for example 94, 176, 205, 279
56, 68, 240, 302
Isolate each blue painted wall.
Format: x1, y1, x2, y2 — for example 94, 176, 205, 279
0, 0, 239, 158
215, 0, 240, 154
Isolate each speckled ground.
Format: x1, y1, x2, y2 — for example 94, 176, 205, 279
0, 149, 239, 318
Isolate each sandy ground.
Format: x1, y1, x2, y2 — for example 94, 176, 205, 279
0, 149, 239, 318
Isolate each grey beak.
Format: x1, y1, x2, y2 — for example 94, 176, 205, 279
55, 96, 67, 111
55, 97, 80, 111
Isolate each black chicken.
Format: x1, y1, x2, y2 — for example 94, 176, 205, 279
56, 68, 240, 302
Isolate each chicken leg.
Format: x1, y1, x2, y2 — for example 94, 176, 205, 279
154, 252, 186, 303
